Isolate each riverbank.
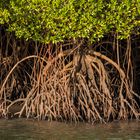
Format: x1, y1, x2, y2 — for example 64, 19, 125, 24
1, 0, 140, 124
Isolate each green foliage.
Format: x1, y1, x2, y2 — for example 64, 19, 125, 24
0, 0, 140, 43
0, 0, 10, 24
106, 0, 140, 39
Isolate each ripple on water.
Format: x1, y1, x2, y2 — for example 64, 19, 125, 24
0, 119, 139, 140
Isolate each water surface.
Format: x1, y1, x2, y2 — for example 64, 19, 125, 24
0, 119, 139, 140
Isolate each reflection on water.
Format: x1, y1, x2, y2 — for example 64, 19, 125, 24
0, 119, 139, 140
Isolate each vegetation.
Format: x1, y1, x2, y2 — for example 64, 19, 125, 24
0, 0, 140, 123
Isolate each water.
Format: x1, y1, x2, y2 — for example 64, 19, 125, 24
0, 119, 139, 140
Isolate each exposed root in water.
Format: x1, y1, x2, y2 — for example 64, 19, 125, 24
0, 43, 139, 123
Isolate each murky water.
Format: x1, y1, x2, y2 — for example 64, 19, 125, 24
0, 119, 139, 140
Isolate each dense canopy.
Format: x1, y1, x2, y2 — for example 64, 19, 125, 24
0, 0, 140, 43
